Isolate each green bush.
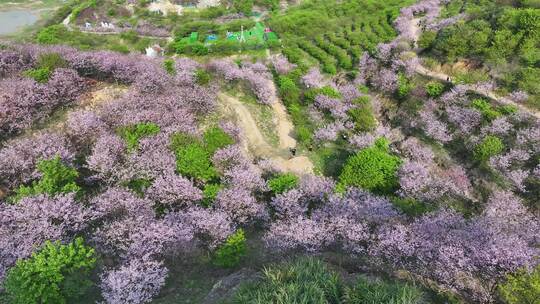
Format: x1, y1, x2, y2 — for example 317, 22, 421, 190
303, 85, 341, 104
23, 52, 67, 83
37, 52, 67, 71
201, 183, 222, 207
338, 138, 401, 193
498, 265, 540, 304
120, 30, 139, 43
125, 178, 152, 196
118, 122, 161, 152
3, 238, 96, 304
471, 99, 502, 121
13, 156, 81, 202
418, 31, 437, 49
23, 67, 52, 83
348, 97, 376, 132
195, 68, 211, 85
473, 135, 505, 162
296, 125, 313, 144
231, 258, 343, 303
175, 143, 218, 182
425, 81, 445, 97
37, 25, 66, 44
203, 126, 235, 154
192, 42, 209, 56
163, 58, 176, 75
390, 197, 433, 217
268, 173, 299, 194
397, 73, 413, 98
344, 276, 425, 304
213, 229, 247, 268
170, 132, 199, 151
109, 44, 130, 54
233, 0, 253, 15
278, 76, 301, 105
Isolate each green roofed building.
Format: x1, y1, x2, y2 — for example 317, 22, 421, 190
189, 32, 198, 43
175, 22, 279, 50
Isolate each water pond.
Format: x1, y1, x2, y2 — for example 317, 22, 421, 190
0, 9, 39, 35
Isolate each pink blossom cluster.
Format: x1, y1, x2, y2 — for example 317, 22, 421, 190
395, 0, 445, 41
348, 125, 394, 149
314, 94, 352, 120
271, 55, 297, 75
398, 159, 471, 202
418, 108, 453, 142
426, 14, 465, 31
208, 59, 275, 104
100, 257, 169, 304
0, 194, 94, 281
508, 90, 529, 103
0, 49, 31, 77
0, 132, 75, 188
265, 187, 402, 254
174, 57, 201, 85
0, 68, 86, 135
301, 67, 324, 89
373, 191, 539, 302
314, 121, 346, 142
213, 145, 268, 224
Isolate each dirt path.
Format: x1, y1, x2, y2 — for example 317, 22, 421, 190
218, 92, 313, 175
409, 16, 540, 119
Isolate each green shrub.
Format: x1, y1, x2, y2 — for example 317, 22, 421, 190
278, 76, 301, 105
473, 135, 504, 162
13, 156, 81, 202
268, 173, 299, 194
23, 67, 52, 83
23, 52, 67, 83
203, 126, 235, 154
397, 73, 413, 98
175, 143, 218, 182
163, 58, 176, 75
125, 178, 152, 196
303, 85, 341, 104
118, 122, 161, 152
120, 30, 139, 43
498, 265, 540, 304
344, 276, 425, 304
348, 97, 376, 132
471, 99, 502, 121
213, 229, 247, 268
233, 0, 253, 15
295, 125, 313, 144
231, 258, 343, 303
338, 138, 401, 193
201, 183, 222, 207
192, 43, 209, 56
37, 25, 66, 44
418, 31, 437, 49
195, 68, 211, 85
425, 81, 445, 97
108, 44, 130, 54
499, 104, 518, 115
390, 197, 433, 217
37, 53, 67, 71
3, 238, 96, 304
170, 132, 199, 150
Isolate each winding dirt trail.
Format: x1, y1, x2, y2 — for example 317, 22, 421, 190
409, 17, 540, 119
218, 92, 313, 175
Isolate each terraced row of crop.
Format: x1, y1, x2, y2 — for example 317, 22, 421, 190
270, 0, 411, 74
